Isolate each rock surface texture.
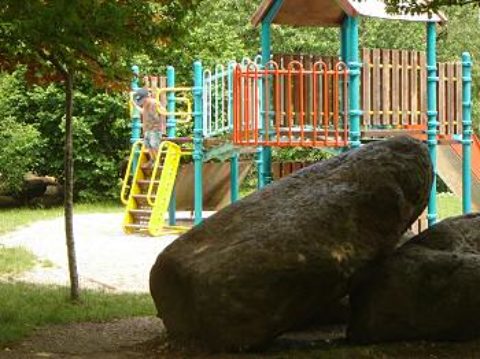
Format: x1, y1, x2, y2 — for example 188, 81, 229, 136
349, 213, 480, 343
150, 136, 433, 351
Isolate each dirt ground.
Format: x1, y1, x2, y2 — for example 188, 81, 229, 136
4, 317, 480, 359
0, 317, 350, 359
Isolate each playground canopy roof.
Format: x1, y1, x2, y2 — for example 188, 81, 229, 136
251, 0, 446, 27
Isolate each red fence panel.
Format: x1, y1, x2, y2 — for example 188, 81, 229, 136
233, 60, 349, 148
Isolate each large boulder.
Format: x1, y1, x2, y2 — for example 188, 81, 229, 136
150, 136, 433, 351
349, 213, 480, 343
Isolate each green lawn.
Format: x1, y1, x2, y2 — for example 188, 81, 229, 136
0, 202, 154, 347
0, 247, 37, 275
437, 192, 463, 220
0, 202, 123, 235
0, 282, 154, 346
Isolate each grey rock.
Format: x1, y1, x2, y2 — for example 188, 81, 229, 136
150, 136, 433, 351
349, 213, 480, 343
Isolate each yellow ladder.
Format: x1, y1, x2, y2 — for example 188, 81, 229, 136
121, 140, 187, 236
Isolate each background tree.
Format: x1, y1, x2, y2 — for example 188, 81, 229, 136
380, 0, 479, 14
0, 0, 192, 301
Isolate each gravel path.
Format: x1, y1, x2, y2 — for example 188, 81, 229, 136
0, 213, 187, 293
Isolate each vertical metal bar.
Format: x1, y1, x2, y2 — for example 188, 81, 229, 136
202, 71, 209, 137
230, 153, 239, 203
426, 22, 438, 226
228, 62, 235, 130
260, 20, 272, 186
462, 52, 472, 214
166, 66, 176, 138
166, 66, 176, 226
347, 16, 361, 149
193, 61, 204, 224
228, 61, 239, 203
130, 65, 141, 144
130, 65, 141, 174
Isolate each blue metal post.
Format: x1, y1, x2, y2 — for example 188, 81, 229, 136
347, 16, 361, 149
230, 153, 239, 202
260, 21, 272, 187
228, 62, 239, 202
130, 65, 142, 174
130, 65, 142, 144
255, 0, 282, 188
166, 66, 176, 225
426, 22, 438, 226
166, 66, 176, 138
462, 52, 473, 214
193, 61, 204, 224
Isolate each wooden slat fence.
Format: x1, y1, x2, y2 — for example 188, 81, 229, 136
274, 51, 464, 136
362, 49, 426, 128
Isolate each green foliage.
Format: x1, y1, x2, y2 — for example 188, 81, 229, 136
0, 282, 154, 345
272, 147, 335, 162
0, 68, 42, 194
361, 19, 424, 50
382, 0, 478, 14
0, 0, 195, 207
0, 0, 193, 81
0, 118, 42, 194
0, 69, 130, 200
437, 5, 480, 129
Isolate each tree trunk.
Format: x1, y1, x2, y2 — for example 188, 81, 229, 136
64, 72, 80, 301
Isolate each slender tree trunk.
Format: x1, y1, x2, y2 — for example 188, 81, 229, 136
64, 72, 80, 301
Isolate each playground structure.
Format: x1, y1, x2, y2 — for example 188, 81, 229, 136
121, 0, 475, 236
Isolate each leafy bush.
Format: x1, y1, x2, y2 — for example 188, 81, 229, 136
272, 147, 335, 162
26, 85, 131, 201
0, 117, 42, 194
0, 68, 131, 201
0, 68, 43, 194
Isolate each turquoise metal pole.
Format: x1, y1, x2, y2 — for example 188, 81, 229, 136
426, 22, 438, 226
260, 21, 272, 187
462, 52, 473, 214
166, 66, 176, 138
166, 66, 176, 225
130, 65, 141, 144
347, 16, 361, 149
130, 65, 142, 175
230, 153, 239, 202
228, 62, 239, 202
193, 61, 204, 224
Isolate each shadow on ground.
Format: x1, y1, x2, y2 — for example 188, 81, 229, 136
3, 317, 480, 358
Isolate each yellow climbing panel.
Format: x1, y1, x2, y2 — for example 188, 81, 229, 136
121, 140, 187, 236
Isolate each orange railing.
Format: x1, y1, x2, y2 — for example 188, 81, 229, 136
233, 60, 349, 148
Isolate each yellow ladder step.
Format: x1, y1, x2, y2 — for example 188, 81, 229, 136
133, 194, 157, 200
137, 179, 160, 186
129, 209, 153, 215
124, 223, 149, 230
122, 140, 182, 236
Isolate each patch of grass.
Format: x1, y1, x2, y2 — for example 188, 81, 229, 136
0, 282, 154, 346
0, 202, 123, 235
0, 247, 37, 275
437, 192, 462, 220
39, 259, 55, 268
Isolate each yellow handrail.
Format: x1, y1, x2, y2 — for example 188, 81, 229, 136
155, 87, 193, 119
120, 140, 143, 205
